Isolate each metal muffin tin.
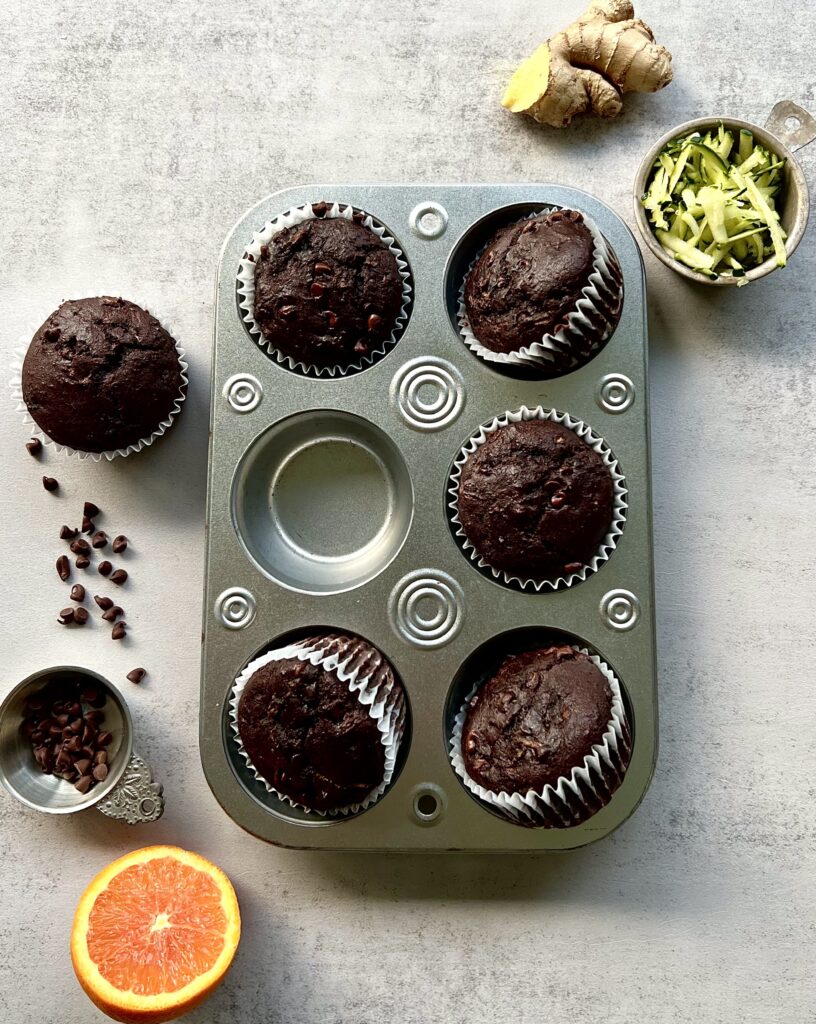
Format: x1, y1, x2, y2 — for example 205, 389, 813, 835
201, 184, 657, 852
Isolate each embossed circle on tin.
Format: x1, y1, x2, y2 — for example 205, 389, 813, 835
215, 587, 257, 630
596, 373, 635, 414
223, 373, 263, 414
600, 589, 640, 631
409, 202, 449, 240
411, 783, 446, 825
391, 357, 465, 432
390, 570, 464, 648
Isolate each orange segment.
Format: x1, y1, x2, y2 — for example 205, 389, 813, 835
71, 846, 240, 1024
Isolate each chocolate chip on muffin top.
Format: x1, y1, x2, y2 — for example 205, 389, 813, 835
253, 214, 404, 370
22, 297, 184, 453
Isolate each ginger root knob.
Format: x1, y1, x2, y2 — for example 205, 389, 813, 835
502, 0, 673, 128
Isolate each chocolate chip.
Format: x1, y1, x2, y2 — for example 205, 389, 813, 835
57, 608, 75, 625
98, 560, 112, 577
96, 731, 113, 747
325, 311, 338, 329
74, 758, 91, 776
278, 304, 296, 319
367, 313, 383, 332
75, 555, 90, 569
94, 595, 113, 611
59, 525, 78, 540
111, 622, 126, 640
26, 438, 42, 457
309, 281, 325, 298
81, 516, 94, 534
94, 750, 107, 765
84, 707, 105, 722
126, 668, 146, 684
111, 535, 128, 554
550, 491, 566, 509
83, 502, 100, 519
353, 340, 368, 354
80, 687, 99, 705
563, 562, 583, 574
91, 531, 108, 549
311, 201, 329, 217
70, 585, 85, 603
43, 476, 58, 492
74, 607, 89, 625
101, 606, 123, 622
314, 261, 332, 274
110, 569, 128, 586
70, 538, 91, 556
56, 555, 70, 582
92, 763, 108, 782
74, 775, 92, 794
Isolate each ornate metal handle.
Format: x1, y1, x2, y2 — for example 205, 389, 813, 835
765, 100, 816, 152
96, 754, 164, 824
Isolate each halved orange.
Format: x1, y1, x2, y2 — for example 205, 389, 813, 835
71, 845, 240, 1024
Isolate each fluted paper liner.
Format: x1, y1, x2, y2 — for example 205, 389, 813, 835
9, 295, 188, 462
448, 406, 627, 591
457, 207, 623, 373
230, 634, 406, 817
450, 647, 632, 828
237, 201, 412, 378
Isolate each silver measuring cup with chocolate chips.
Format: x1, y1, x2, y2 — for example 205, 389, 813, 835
0, 666, 163, 823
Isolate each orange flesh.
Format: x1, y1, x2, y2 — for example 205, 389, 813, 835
86, 856, 228, 996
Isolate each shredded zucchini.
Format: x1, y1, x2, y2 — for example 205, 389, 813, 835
642, 122, 787, 280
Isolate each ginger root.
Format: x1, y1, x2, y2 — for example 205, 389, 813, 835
502, 0, 672, 128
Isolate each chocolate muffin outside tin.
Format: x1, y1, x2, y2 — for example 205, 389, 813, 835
11, 296, 188, 461
230, 634, 406, 816
447, 406, 627, 592
450, 646, 632, 828
457, 207, 623, 375
237, 202, 412, 377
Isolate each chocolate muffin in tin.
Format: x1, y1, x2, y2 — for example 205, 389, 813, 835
20, 297, 186, 456
452, 645, 632, 827
459, 208, 623, 374
238, 202, 411, 376
231, 634, 406, 815
449, 408, 626, 591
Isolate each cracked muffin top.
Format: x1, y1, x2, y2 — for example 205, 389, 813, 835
455, 417, 614, 582
252, 212, 404, 370
22, 296, 184, 453
461, 646, 612, 794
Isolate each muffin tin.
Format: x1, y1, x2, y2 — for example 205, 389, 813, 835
201, 184, 657, 851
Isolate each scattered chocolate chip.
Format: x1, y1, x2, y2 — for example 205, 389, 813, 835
314, 261, 332, 274
101, 605, 123, 622
98, 560, 112, 577
550, 491, 566, 509
94, 595, 113, 611
70, 584, 85, 603
56, 555, 71, 582
325, 311, 338, 329
83, 502, 100, 519
110, 569, 128, 586
126, 668, 146, 684
26, 438, 42, 457
311, 201, 329, 217
43, 476, 58, 492
367, 313, 383, 332
91, 531, 108, 549
92, 763, 108, 782
59, 525, 78, 540
74, 607, 89, 625
70, 538, 91, 556
75, 555, 91, 569
309, 281, 325, 298
81, 516, 94, 534
563, 562, 583, 574
111, 622, 127, 641
57, 608, 75, 625
111, 535, 128, 554
74, 776, 92, 794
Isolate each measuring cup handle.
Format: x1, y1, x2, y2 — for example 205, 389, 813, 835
95, 753, 164, 824
765, 100, 816, 152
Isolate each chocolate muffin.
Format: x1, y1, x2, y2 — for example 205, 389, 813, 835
455, 417, 616, 583
252, 214, 404, 370
236, 638, 403, 813
22, 297, 184, 454
463, 209, 620, 363
462, 646, 616, 795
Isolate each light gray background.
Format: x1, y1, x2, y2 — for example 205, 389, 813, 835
1, 1, 813, 1021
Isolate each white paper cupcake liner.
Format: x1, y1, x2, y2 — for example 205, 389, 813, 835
450, 647, 632, 828
237, 201, 412, 378
229, 634, 406, 817
448, 406, 627, 592
457, 207, 623, 373
9, 295, 188, 462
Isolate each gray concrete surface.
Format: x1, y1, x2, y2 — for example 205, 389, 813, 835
1, 1, 813, 1021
